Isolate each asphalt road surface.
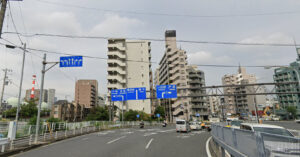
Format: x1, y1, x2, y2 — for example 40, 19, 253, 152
15, 126, 211, 157
262, 121, 300, 130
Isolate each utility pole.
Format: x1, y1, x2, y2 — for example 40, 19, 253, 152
15, 44, 26, 124
35, 54, 59, 143
0, 68, 11, 113
0, 0, 7, 37
35, 54, 46, 144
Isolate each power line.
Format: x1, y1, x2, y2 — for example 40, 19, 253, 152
7, 1, 23, 45
0, 38, 290, 69
3, 32, 299, 47
35, 0, 300, 18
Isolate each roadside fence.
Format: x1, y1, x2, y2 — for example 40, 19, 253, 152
211, 123, 300, 157
0, 121, 160, 154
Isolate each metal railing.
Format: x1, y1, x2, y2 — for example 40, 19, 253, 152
0, 121, 160, 154
211, 123, 300, 157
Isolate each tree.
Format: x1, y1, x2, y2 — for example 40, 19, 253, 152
124, 110, 150, 121
3, 107, 17, 118
20, 100, 37, 118
86, 106, 109, 121
154, 106, 165, 119
286, 106, 297, 120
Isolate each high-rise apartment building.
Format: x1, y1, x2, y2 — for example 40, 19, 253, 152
156, 30, 189, 122
222, 66, 265, 116
107, 39, 152, 114
186, 65, 208, 120
47, 89, 55, 109
75, 80, 98, 109
274, 48, 300, 118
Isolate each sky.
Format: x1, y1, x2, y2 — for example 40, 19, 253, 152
0, 0, 300, 101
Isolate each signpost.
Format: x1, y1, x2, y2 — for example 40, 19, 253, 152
126, 87, 146, 100
156, 113, 160, 118
156, 85, 177, 99
136, 114, 140, 118
60, 56, 83, 67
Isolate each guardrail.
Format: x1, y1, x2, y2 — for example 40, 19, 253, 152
0, 121, 160, 154
211, 123, 300, 157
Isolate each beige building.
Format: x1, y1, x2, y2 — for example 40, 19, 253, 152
209, 96, 221, 116
222, 66, 265, 116
187, 65, 208, 120
156, 30, 190, 122
107, 39, 152, 114
51, 100, 75, 121
75, 80, 98, 109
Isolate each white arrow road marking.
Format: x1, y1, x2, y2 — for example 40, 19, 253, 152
107, 136, 126, 144
145, 138, 154, 150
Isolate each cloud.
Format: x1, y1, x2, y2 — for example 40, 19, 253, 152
89, 14, 144, 36
27, 12, 82, 34
240, 32, 293, 44
187, 51, 232, 64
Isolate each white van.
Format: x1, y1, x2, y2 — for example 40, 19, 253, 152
176, 119, 191, 133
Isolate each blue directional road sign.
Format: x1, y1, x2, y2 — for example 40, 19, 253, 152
126, 87, 146, 100
111, 89, 127, 101
137, 114, 140, 118
60, 56, 83, 67
156, 85, 177, 99
156, 114, 160, 118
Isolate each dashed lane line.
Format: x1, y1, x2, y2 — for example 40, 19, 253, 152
145, 138, 154, 150
107, 136, 126, 144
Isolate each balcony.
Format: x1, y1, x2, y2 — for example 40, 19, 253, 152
107, 67, 126, 75
108, 43, 126, 51
108, 51, 126, 59
107, 83, 124, 90
189, 79, 204, 84
107, 59, 126, 67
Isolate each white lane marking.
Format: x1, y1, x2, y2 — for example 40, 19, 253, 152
107, 136, 126, 144
82, 138, 89, 141
206, 136, 212, 157
121, 131, 134, 135
97, 130, 115, 135
145, 138, 154, 149
159, 129, 174, 133
144, 132, 157, 137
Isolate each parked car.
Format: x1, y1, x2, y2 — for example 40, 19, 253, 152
189, 121, 200, 130
295, 119, 300, 123
176, 119, 191, 133
240, 123, 299, 157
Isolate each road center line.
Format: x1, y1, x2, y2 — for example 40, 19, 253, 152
107, 136, 126, 144
145, 138, 154, 149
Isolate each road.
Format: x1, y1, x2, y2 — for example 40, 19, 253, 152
15, 126, 211, 157
263, 121, 300, 130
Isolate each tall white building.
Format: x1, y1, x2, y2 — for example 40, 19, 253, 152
107, 39, 152, 114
